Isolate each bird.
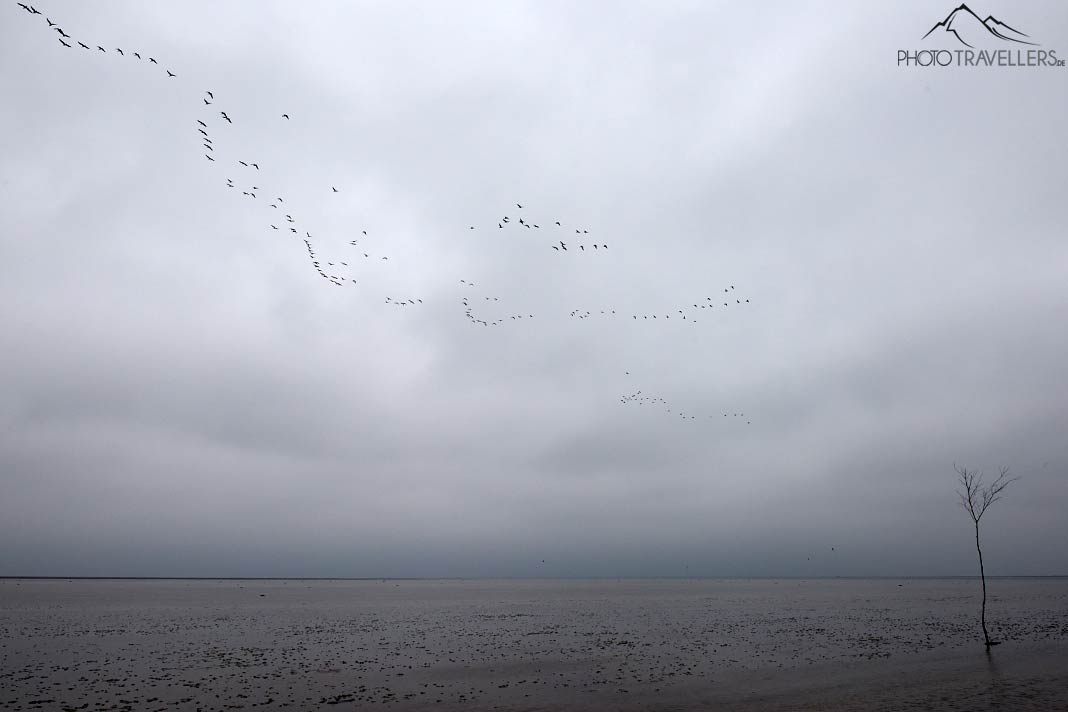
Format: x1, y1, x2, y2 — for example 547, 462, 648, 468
221, 112, 232, 123
167, 70, 175, 77
204, 98, 212, 105
238, 161, 248, 167
46, 17, 55, 26
517, 203, 523, 208
115, 48, 124, 55
197, 120, 207, 127
96, 46, 105, 52
148, 57, 157, 64
205, 154, 214, 161
206, 91, 214, 99
332, 186, 338, 192
282, 113, 289, 119
133, 52, 141, 59
58, 38, 70, 48
251, 163, 259, 170
78, 42, 89, 50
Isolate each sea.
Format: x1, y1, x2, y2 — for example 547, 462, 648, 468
1, 577, 1066, 710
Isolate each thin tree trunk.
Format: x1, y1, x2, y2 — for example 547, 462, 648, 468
975, 520, 990, 647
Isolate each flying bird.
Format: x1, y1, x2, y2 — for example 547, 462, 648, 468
115, 48, 124, 55
167, 70, 175, 77
78, 42, 89, 49
96, 46, 105, 52
206, 91, 213, 99
149, 57, 157, 64
282, 114, 289, 119
58, 38, 70, 48
332, 186, 338, 192
220, 112, 232, 123
133, 52, 141, 59
205, 154, 214, 161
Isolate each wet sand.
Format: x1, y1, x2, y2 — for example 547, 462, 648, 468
1, 577, 1066, 710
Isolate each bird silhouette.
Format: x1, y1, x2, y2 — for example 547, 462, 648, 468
282, 113, 289, 119
167, 70, 175, 77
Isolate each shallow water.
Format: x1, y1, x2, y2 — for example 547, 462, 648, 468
1, 577, 1066, 710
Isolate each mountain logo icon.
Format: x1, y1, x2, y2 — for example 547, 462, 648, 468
922, 4, 1038, 48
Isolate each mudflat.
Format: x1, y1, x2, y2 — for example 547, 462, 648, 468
1, 577, 1065, 710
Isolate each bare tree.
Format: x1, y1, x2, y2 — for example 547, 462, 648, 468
955, 463, 1019, 648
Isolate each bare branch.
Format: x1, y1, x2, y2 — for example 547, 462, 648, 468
954, 463, 981, 522
954, 463, 1018, 523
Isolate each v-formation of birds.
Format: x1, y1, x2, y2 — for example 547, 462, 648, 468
18, 2, 755, 427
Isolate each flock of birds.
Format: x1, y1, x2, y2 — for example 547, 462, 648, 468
18, 2, 176, 76
466, 206, 605, 254
16, 1, 757, 429
621, 386, 751, 424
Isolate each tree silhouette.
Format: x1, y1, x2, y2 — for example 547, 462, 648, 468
955, 463, 1019, 648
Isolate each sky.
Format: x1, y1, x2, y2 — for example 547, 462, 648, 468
1, 1, 1066, 578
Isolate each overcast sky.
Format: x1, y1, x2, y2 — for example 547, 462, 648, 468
2, 1, 1066, 578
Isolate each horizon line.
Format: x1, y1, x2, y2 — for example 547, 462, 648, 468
3, 574, 1066, 581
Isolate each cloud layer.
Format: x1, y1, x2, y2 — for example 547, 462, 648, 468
2, 1, 1066, 577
